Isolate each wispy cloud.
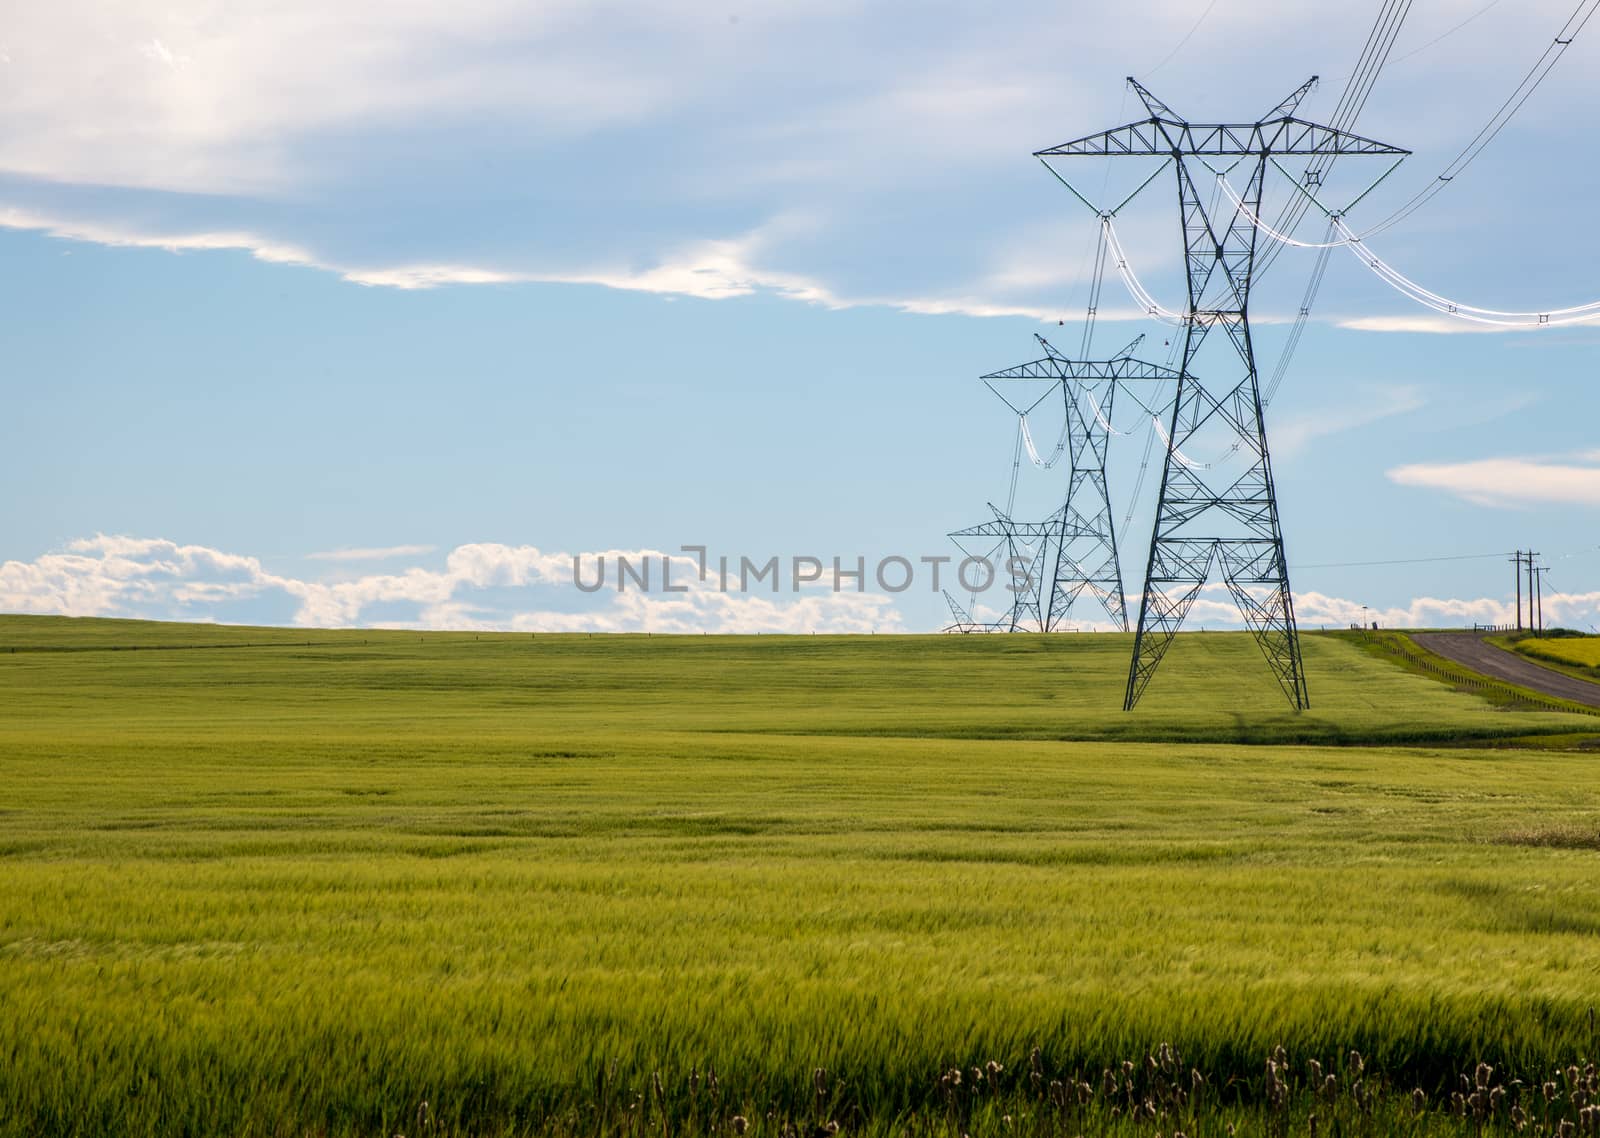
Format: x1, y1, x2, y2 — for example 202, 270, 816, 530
1334, 314, 1600, 335
1273, 383, 1425, 457
1388, 455, 1600, 507
2, 0, 1597, 336
0, 204, 1092, 321
305, 544, 437, 562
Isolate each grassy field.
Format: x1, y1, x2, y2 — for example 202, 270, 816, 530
3, 616, 1600, 1137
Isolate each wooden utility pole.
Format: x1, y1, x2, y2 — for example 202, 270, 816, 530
1528, 550, 1540, 635
1512, 550, 1523, 630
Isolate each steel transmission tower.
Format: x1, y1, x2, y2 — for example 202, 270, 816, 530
948, 503, 1055, 631
980, 333, 1181, 632
941, 588, 1008, 634
1036, 78, 1408, 709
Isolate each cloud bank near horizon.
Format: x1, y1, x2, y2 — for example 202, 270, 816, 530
3, 535, 1591, 636
0, 535, 907, 634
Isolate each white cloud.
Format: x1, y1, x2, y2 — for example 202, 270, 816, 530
8, 533, 1598, 634
0, 0, 695, 195
1292, 588, 1513, 630
1388, 456, 1600, 507
1135, 582, 1536, 632
0, 535, 906, 634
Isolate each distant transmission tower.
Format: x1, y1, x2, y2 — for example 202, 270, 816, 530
940, 588, 1007, 634
980, 334, 1180, 631
1036, 78, 1408, 709
948, 503, 1054, 631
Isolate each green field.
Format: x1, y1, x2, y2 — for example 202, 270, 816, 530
3, 616, 1600, 1137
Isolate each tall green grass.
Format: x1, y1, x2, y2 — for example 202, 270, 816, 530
2, 617, 1599, 1136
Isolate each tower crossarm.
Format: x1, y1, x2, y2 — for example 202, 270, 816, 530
1105, 358, 1181, 382
1034, 118, 1408, 159
950, 518, 1058, 541
982, 356, 1181, 383
981, 359, 1068, 381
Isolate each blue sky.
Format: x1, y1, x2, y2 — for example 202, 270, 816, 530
5, 0, 1600, 633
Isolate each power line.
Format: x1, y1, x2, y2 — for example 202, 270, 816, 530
1256, 0, 1411, 278
1291, 551, 1508, 570
1388, 0, 1506, 66
1217, 172, 1600, 327
1293, 546, 1600, 571
1363, 0, 1600, 237
1248, 0, 1412, 436
1144, 0, 1222, 77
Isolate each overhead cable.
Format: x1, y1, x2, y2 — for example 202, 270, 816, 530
1217, 172, 1600, 328
1363, 0, 1600, 237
